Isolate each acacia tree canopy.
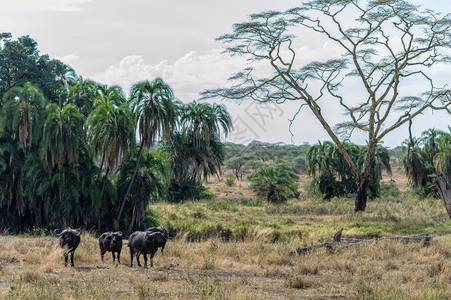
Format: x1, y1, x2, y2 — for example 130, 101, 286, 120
203, 0, 451, 212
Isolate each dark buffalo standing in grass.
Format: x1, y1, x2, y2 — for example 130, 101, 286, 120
146, 226, 168, 254
98, 231, 123, 263
128, 230, 167, 268
53, 227, 81, 267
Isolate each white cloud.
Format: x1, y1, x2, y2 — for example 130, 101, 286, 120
1, 0, 91, 12
57, 53, 80, 66
92, 50, 248, 101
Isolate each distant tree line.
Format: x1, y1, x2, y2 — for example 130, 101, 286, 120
224, 141, 309, 180
224, 133, 450, 201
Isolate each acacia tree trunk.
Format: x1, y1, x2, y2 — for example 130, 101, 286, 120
354, 142, 377, 212
355, 173, 370, 212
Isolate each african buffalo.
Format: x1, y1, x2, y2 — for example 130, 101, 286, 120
128, 230, 167, 268
98, 231, 123, 263
53, 227, 81, 267
146, 226, 168, 254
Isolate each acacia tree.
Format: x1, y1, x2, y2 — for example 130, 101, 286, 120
203, 0, 451, 211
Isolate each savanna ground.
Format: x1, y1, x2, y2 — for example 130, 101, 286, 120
1, 168, 451, 299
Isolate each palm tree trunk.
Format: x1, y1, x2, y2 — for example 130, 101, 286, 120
99, 150, 105, 173
115, 143, 144, 229
100, 167, 110, 199
98, 166, 110, 232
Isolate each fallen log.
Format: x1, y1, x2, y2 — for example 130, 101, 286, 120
291, 229, 432, 255
430, 173, 451, 220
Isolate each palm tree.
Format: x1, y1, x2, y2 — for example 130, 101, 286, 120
400, 137, 434, 190
116, 78, 178, 227
306, 141, 336, 177
87, 91, 135, 229
0, 82, 47, 153
87, 85, 134, 171
421, 128, 443, 164
307, 141, 391, 199
0, 132, 27, 217
165, 101, 232, 184
22, 149, 109, 228
180, 101, 232, 147
434, 127, 451, 180
50, 60, 77, 106
94, 84, 127, 107
68, 77, 98, 118
39, 103, 84, 170
248, 165, 299, 203
116, 148, 168, 230
129, 78, 179, 147
165, 131, 225, 183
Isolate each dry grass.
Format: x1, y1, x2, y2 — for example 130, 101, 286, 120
1, 231, 451, 299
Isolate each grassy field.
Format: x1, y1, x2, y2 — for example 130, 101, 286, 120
1, 173, 451, 299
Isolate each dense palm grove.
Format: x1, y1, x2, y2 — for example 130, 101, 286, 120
0, 34, 231, 232
1, 33, 450, 234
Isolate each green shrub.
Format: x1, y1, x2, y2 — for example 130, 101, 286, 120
167, 180, 213, 203
379, 182, 401, 197
225, 176, 235, 187
248, 165, 299, 203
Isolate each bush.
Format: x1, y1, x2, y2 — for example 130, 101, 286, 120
167, 180, 214, 203
248, 165, 299, 203
225, 176, 235, 187
380, 182, 401, 197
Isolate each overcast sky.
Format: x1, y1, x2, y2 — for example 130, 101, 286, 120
1, 0, 450, 147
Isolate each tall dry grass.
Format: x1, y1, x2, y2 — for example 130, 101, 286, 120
1, 228, 450, 299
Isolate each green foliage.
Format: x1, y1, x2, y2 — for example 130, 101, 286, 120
143, 207, 159, 229
0, 33, 70, 102
400, 127, 451, 196
39, 103, 84, 169
225, 176, 235, 187
129, 78, 178, 147
180, 101, 232, 147
379, 182, 400, 198
167, 180, 214, 203
165, 131, 225, 184
223, 142, 310, 181
116, 148, 169, 230
248, 165, 299, 203
226, 155, 248, 180
306, 141, 391, 200
0, 82, 47, 152
86, 93, 135, 170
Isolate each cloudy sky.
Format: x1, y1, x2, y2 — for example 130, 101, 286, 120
1, 0, 450, 147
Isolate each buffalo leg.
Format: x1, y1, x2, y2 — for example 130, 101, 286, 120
143, 254, 147, 268
117, 252, 121, 264
101, 250, 106, 261
112, 252, 116, 262
150, 252, 155, 267
136, 253, 142, 267
64, 254, 69, 267
129, 248, 134, 267
70, 252, 75, 267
